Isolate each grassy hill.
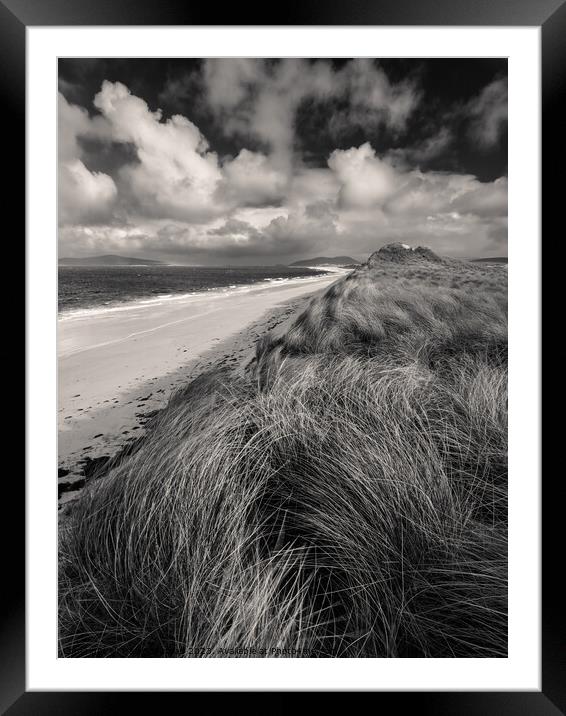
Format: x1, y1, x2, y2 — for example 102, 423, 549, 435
59, 246, 508, 658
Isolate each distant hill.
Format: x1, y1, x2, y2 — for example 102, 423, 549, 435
290, 256, 357, 267
59, 255, 166, 266
471, 257, 508, 264
367, 243, 442, 267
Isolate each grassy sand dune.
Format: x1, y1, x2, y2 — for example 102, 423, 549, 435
59, 250, 507, 658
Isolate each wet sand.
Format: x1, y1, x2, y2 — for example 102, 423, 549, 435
58, 272, 342, 507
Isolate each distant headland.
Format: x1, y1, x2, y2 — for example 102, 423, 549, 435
59, 255, 166, 266
290, 256, 357, 267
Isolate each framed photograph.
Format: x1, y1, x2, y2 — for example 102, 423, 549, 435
10, 0, 556, 709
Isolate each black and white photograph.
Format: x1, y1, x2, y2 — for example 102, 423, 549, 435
55, 57, 510, 660
55, 57, 510, 659
0, 0, 552, 701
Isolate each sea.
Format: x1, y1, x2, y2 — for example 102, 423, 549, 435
58, 265, 329, 316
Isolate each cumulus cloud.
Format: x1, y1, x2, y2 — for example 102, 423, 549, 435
59, 160, 118, 225
58, 93, 117, 225
203, 59, 335, 166
328, 143, 398, 208
204, 205, 339, 259
327, 142, 506, 223
93, 81, 223, 222
203, 59, 418, 167
287, 168, 340, 209
220, 150, 288, 206
384, 172, 507, 220
59, 64, 507, 263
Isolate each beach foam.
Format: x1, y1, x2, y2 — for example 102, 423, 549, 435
58, 271, 338, 322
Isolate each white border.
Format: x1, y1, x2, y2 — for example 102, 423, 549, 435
27, 26, 541, 691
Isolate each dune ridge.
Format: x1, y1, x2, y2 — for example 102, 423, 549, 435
59, 248, 508, 658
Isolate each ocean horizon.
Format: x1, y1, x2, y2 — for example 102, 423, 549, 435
58, 264, 329, 315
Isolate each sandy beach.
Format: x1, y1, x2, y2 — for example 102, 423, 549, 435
58, 271, 342, 506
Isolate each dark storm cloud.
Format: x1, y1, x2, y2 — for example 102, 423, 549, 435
58, 58, 508, 264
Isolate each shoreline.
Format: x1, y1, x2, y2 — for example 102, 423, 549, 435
58, 271, 342, 508
58, 267, 333, 321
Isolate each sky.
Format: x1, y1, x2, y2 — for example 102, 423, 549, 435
58, 58, 508, 265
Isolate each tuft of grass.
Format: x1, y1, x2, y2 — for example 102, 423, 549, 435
59, 260, 508, 657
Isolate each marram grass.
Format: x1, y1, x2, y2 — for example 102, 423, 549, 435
59, 259, 507, 657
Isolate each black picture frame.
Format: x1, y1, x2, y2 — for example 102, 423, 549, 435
9, 0, 557, 710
